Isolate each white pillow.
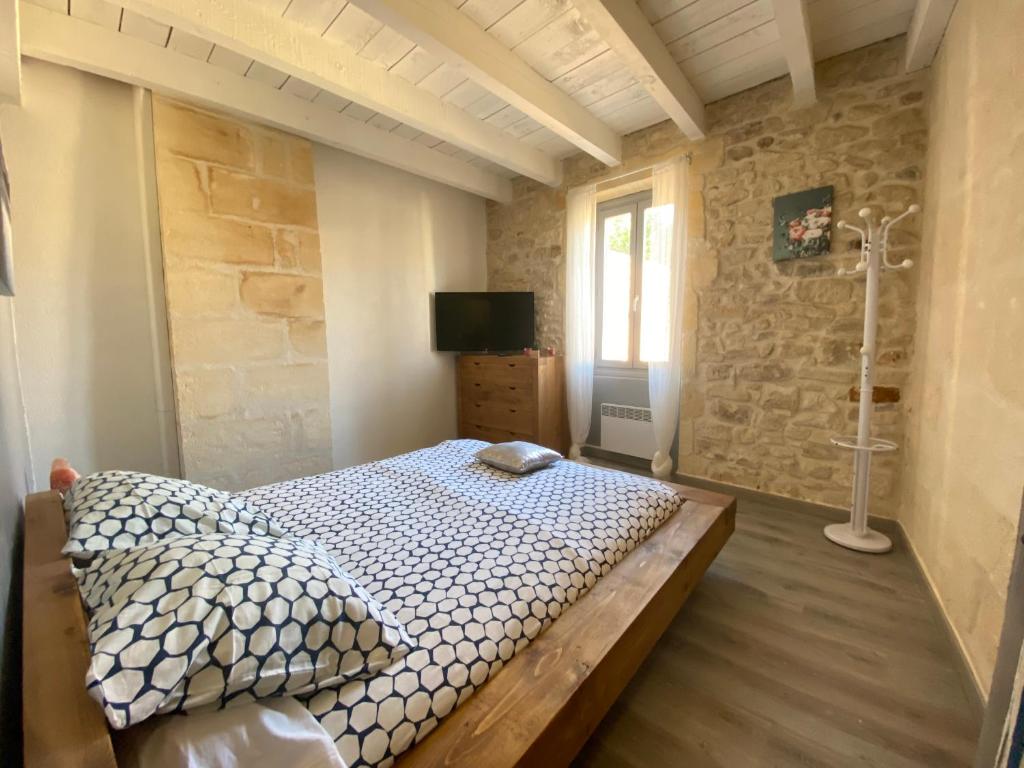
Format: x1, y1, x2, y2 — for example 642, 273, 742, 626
117, 697, 345, 768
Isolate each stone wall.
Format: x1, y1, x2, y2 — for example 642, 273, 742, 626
152, 96, 332, 491
487, 38, 927, 516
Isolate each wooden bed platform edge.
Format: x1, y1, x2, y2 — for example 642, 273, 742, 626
22, 480, 736, 768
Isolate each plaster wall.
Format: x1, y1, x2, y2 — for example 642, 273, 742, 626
899, 0, 1024, 697
0, 60, 177, 488
314, 146, 487, 469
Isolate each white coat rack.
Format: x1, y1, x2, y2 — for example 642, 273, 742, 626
824, 203, 920, 554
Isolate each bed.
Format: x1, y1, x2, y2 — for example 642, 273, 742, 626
23, 440, 735, 768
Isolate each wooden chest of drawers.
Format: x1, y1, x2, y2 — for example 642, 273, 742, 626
457, 354, 568, 454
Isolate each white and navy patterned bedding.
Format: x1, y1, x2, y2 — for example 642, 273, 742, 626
64, 471, 281, 558
77, 533, 414, 729
240, 440, 683, 767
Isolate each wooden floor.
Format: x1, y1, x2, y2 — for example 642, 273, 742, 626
573, 491, 981, 768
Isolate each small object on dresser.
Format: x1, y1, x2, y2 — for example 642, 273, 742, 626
475, 441, 562, 474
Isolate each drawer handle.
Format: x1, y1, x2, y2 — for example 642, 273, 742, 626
507, 363, 517, 368
509, 409, 517, 414
509, 386, 517, 391
474, 382, 481, 387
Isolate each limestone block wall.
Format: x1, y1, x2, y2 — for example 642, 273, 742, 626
487, 38, 927, 516
152, 96, 332, 491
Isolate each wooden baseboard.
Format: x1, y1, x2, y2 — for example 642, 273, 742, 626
678, 475, 985, 726
672, 469, 901, 536
671, 470, 984, 721
897, 521, 987, 727
681, 471, 986, 726
581, 446, 650, 472
581, 446, 899, 534
582, 446, 985, 725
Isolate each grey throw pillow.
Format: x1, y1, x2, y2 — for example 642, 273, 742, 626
475, 441, 562, 475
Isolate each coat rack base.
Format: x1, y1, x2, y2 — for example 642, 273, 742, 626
824, 522, 893, 554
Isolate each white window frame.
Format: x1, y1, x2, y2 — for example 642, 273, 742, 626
595, 190, 653, 373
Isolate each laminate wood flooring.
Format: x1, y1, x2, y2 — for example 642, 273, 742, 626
574, 487, 980, 768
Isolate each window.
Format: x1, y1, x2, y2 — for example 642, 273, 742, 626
596, 192, 654, 369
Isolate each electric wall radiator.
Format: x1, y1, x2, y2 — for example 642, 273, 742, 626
599, 403, 656, 460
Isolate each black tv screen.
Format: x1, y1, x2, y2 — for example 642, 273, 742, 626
434, 292, 535, 352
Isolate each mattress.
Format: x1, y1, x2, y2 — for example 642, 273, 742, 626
240, 440, 683, 767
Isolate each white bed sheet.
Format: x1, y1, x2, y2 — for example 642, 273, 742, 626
118, 697, 345, 768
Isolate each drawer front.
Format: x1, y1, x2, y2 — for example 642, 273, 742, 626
460, 377, 532, 408
460, 398, 535, 433
459, 356, 536, 388
459, 422, 535, 444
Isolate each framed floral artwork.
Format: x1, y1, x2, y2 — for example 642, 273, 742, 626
772, 185, 833, 262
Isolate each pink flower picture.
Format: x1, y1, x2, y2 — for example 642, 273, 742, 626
772, 186, 834, 262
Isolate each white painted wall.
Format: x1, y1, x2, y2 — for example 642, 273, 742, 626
0, 59, 178, 488
314, 146, 487, 468
0, 296, 32, 756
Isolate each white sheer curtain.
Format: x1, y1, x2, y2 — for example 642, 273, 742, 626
564, 184, 597, 460
642, 157, 689, 478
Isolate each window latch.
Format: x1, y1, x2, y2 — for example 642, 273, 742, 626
633, 295, 640, 313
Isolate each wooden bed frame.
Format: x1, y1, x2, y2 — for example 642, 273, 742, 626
23, 480, 735, 768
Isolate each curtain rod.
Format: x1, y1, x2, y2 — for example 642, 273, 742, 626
590, 151, 693, 190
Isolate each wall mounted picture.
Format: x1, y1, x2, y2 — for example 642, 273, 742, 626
772, 185, 833, 262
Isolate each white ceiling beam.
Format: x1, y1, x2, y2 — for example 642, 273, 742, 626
18, 4, 514, 203
770, 0, 816, 107
116, 0, 561, 186
0, 0, 21, 105
572, 0, 705, 140
348, 0, 622, 167
904, 0, 957, 72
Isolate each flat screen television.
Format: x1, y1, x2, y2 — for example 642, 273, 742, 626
434, 291, 535, 352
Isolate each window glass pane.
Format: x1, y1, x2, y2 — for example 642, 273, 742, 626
601, 211, 632, 362
639, 204, 671, 363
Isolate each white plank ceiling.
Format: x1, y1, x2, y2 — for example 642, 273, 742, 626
22, 0, 919, 195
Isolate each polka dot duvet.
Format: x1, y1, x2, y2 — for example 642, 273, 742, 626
240, 439, 683, 767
